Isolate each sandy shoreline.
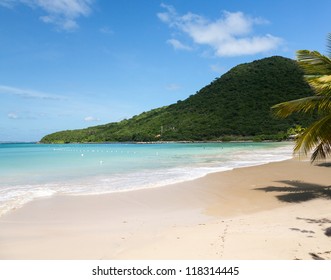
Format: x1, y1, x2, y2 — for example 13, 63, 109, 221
0, 158, 330, 260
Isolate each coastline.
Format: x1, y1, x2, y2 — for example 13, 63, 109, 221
0, 157, 330, 259
0, 141, 293, 218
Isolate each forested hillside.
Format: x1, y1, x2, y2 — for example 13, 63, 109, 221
40, 56, 316, 143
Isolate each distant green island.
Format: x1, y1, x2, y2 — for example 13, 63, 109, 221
40, 56, 316, 144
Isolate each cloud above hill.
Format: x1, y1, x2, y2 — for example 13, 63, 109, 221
158, 4, 282, 57
0, 0, 94, 31
0, 85, 66, 100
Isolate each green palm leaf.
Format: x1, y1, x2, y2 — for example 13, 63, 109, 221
272, 96, 324, 117
294, 114, 331, 157
308, 75, 331, 95
311, 140, 331, 162
272, 33, 331, 162
296, 50, 331, 76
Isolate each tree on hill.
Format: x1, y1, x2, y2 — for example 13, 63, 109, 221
272, 34, 331, 162
40, 56, 316, 144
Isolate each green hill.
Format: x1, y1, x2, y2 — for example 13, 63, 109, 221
40, 56, 316, 143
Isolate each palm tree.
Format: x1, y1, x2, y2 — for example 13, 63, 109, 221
272, 34, 331, 162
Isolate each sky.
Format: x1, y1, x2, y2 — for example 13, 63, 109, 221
0, 0, 330, 142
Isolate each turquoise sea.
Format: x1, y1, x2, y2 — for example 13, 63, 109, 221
0, 142, 293, 216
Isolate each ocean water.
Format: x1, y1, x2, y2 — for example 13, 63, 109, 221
0, 142, 293, 216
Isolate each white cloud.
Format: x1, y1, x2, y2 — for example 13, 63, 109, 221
40, 14, 79, 30
0, 85, 66, 100
157, 3, 177, 23
6, 110, 49, 120
1, 0, 94, 31
7, 112, 19, 119
214, 34, 282, 56
167, 39, 192, 51
84, 116, 100, 122
158, 5, 282, 57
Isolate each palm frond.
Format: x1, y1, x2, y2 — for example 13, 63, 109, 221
271, 96, 323, 118
297, 50, 331, 75
294, 114, 331, 161
311, 140, 331, 162
308, 75, 331, 93
317, 97, 331, 112
273, 34, 331, 162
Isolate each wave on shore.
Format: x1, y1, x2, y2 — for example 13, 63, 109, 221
0, 142, 293, 216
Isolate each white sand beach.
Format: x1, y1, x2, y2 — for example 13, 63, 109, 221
0, 158, 330, 260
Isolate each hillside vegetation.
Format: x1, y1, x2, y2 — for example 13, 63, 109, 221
40, 56, 316, 143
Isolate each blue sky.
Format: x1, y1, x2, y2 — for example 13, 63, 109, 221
0, 0, 330, 141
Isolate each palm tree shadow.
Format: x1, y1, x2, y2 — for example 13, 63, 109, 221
255, 180, 331, 203
317, 162, 331, 168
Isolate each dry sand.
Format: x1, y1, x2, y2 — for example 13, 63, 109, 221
0, 158, 330, 260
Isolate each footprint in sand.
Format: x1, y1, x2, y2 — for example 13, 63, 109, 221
219, 223, 229, 257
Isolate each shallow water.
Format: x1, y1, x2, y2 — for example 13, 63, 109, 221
0, 142, 293, 216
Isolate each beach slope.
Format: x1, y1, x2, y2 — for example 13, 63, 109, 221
0, 158, 330, 260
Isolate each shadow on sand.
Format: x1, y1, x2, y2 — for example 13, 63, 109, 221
255, 177, 331, 260
317, 162, 331, 168
255, 180, 331, 203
